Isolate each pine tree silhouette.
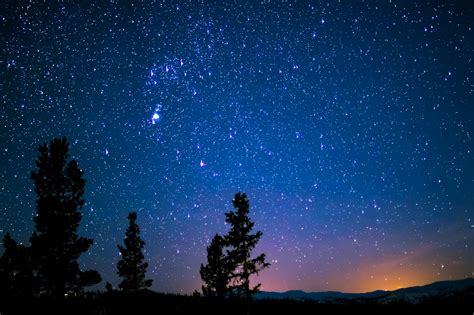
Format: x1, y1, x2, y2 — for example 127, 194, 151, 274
105, 281, 113, 292
30, 137, 101, 297
200, 233, 231, 297
0, 232, 36, 296
225, 192, 270, 299
117, 212, 152, 292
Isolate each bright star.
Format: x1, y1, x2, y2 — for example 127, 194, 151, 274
152, 113, 160, 124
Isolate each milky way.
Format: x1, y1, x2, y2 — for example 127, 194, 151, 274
1, 1, 472, 293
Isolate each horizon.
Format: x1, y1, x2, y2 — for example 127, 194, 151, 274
95, 276, 472, 295
1, 1, 472, 295
256, 276, 474, 295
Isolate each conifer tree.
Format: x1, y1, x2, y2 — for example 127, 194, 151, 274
117, 212, 152, 292
225, 192, 270, 299
200, 233, 231, 297
30, 137, 101, 297
0, 232, 36, 296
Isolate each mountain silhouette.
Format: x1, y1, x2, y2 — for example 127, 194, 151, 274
255, 278, 474, 304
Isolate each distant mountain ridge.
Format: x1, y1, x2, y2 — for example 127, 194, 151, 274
255, 278, 474, 304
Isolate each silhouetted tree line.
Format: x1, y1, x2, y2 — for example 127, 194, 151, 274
0, 138, 470, 315
0, 137, 269, 302
0, 138, 152, 298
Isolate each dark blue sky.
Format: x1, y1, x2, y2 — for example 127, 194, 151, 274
1, 0, 472, 293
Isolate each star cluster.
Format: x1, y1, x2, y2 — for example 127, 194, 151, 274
1, 1, 472, 293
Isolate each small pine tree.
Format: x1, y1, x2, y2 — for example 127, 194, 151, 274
225, 193, 270, 299
30, 137, 101, 297
105, 282, 113, 292
0, 233, 36, 296
200, 233, 231, 297
117, 212, 152, 292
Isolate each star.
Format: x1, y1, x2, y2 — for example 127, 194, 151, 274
151, 113, 160, 125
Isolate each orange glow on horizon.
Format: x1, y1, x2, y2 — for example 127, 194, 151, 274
256, 251, 471, 293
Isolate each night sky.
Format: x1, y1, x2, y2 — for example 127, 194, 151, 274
1, 1, 473, 294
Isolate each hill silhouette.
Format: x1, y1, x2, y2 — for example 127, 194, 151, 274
256, 278, 474, 304
0, 278, 472, 314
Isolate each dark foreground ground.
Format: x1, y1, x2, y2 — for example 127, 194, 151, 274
1, 289, 473, 315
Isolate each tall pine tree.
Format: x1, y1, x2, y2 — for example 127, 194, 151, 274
225, 193, 270, 299
200, 233, 231, 297
30, 137, 101, 297
117, 212, 152, 292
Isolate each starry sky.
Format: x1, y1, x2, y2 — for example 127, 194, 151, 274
1, 0, 473, 294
